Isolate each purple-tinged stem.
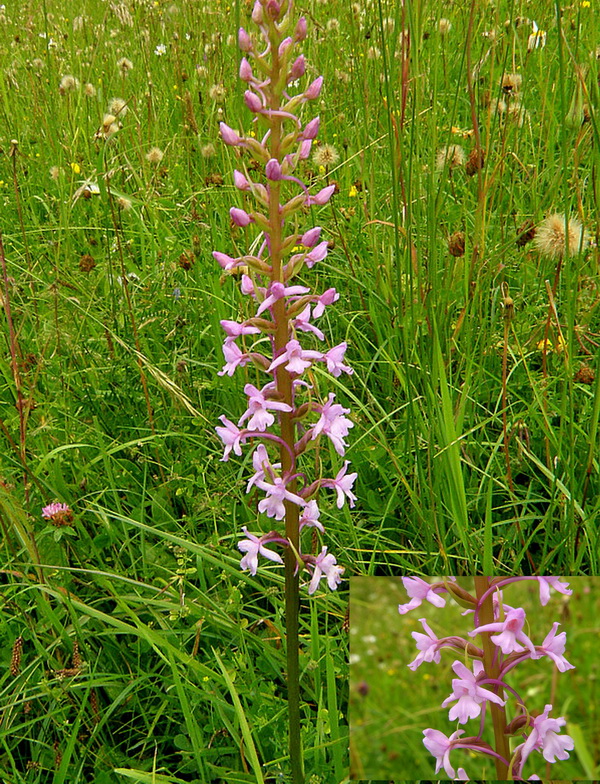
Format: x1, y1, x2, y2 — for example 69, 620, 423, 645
474, 577, 510, 778
266, 37, 304, 784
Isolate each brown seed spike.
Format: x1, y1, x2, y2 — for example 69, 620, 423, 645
10, 636, 23, 676
516, 220, 536, 247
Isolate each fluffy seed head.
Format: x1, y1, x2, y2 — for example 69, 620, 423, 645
534, 214, 588, 259
117, 57, 133, 73
146, 146, 164, 164
438, 18, 452, 36
502, 72, 522, 95
436, 144, 465, 170
117, 196, 132, 211
313, 143, 340, 168
109, 97, 128, 117
84, 82, 96, 97
209, 84, 226, 103
59, 74, 80, 94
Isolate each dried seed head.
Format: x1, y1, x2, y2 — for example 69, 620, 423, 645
146, 146, 164, 164
466, 147, 485, 176
503, 295, 514, 320
72, 641, 82, 670
117, 196, 132, 211
436, 144, 466, 171
516, 219, 536, 247
108, 97, 128, 117
448, 231, 465, 257
502, 72, 522, 95
438, 18, 452, 36
534, 213, 588, 259
59, 74, 80, 94
312, 143, 340, 168
79, 253, 96, 272
10, 636, 23, 676
209, 84, 226, 103
117, 57, 133, 73
574, 365, 594, 385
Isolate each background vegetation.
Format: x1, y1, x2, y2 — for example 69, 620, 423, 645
0, 0, 598, 780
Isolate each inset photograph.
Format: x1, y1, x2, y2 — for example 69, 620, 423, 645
349, 576, 598, 780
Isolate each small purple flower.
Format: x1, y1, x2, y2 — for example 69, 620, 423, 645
294, 305, 325, 341
408, 618, 442, 670
533, 623, 575, 672
218, 338, 252, 377
313, 287, 339, 317
398, 577, 448, 614
514, 704, 574, 775
42, 502, 71, 519
238, 527, 284, 575
239, 382, 293, 431
268, 339, 323, 375
255, 476, 306, 520
256, 281, 310, 317
298, 500, 323, 532
307, 546, 343, 594
307, 184, 335, 206
324, 461, 357, 508
230, 207, 253, 227
323, 342, 353, 377
220, 319, 260, 338
311, 393, 353, 456
213, 250, 241, 270
304, 240, 329, 268
304, 75, 323, 100
422, 728, 465, 778
537, 577, 572, 606
215, 416, 245, 461
219, 122, 242, 146
441, 660, 506, 724
470, 606, 536, 655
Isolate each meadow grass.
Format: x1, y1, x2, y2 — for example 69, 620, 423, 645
0, 0, 598, 781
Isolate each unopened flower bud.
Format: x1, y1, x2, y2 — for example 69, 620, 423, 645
244, 89, 263, 112
303, 116, 320, 140
289, 55, 305, 80
230, 207, 253, 227
220, 122, 242, 146
301, 226, 322, 246
443, 579, 477, 609
298, 139, 312, 159
233, 170, 251, 190
265, 158, 282, 180
279, 36, 293, 58
239, 57, 253, 82
266, 0, 281, 20
238, 27, 252, 52
294, 16, 307, 41
309, 184, 335, 206
305, 76, 323, 100
251, 0, 263, 24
